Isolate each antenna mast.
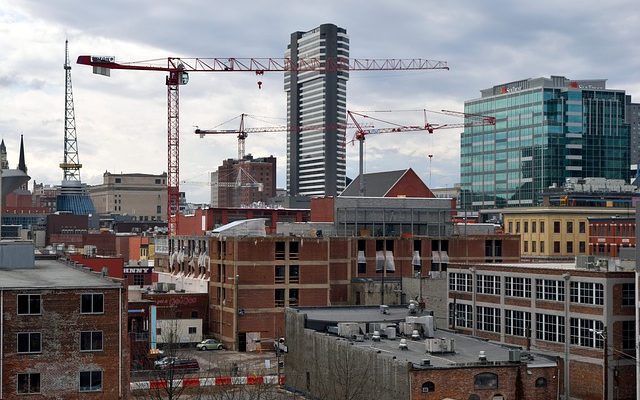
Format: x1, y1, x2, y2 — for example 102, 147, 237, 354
61, 39, 82, 181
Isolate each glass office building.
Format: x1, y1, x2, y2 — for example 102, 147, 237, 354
461, 76, 630, 210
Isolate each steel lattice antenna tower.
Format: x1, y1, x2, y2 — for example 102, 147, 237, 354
60, 39, 82, 181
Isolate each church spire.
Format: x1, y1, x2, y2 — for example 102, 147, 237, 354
0, 139, 8, 169
18, 135, 27, 174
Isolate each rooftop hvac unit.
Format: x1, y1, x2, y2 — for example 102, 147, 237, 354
385, 326, 396, 340
167, 283, 177, 291
338, 322, 362, 338
84, 245, 97, 257
425, 338, 455, 354
508, 349, 521, 362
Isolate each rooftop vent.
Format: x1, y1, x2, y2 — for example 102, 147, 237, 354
479, 350, 487, 362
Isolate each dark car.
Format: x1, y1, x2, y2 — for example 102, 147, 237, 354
159, 358, 200, 373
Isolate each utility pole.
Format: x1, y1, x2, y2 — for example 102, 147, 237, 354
603, 327, 608, 400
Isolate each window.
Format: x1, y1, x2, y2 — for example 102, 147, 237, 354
531, 241, 537, 253
449, 272, 472, 292
156, 327, 162, 336
81, 294, 104, 314
80, 331, 103, 352
156, 205, 162, 214
289, 265, 300, 283
17, 294, 41, 315
536, 313, 565, 343
516, 222, 520, 233
155, 178, 161, 184
553, 221, 560, 233
623, 320, 636, 352
579, 241, 586, 253
449, 302, 473, 328
570, 281, 604, 305
524, 221, 528, 233
540, 241, 545, 253
523, 241, 528, 252
477, 274, 501, 295
17, 373, 40, 394
275, 289, 285, 307
275, 242, 285, 260
289, 289, 299, 306
508, 222, 513, 233
133, 274, 144, 286
540, 221, 545, 233
505, 309, 531, 337
17, 332, 41, 353
115, 178, 121, 183
566, 241, 573, 253
79, 370, 102, 392
532, 221, 536, 233
188, 327, 197, 335
579, 221, 586, 233
474, 372, 498, 389
421, 381, 435, 393
570, 318, 604, 348
476, 306, 500, 333
566, 221, 573, 234
553, 241, 560, 253
535, 377, 548, 388
536, 279, 565, 301
505, 276, 532, 298
622, 283, 635, 306
275, 266, 285, 283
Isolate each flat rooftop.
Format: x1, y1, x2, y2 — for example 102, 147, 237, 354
295, 306, 556, 369
0, 259, 122, 290
449, 261, 635, 273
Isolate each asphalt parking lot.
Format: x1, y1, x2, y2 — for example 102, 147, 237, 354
132, 346, 282, 381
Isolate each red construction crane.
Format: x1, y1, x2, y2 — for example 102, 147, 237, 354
195, 113, 373, 160
76, 55, 449, 235
347, 109, 495, 196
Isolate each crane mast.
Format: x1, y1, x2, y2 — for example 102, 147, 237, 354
77, 55, 449, 235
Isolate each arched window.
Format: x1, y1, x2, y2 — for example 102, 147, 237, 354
474, 372, 498, 389
421, 381, 435, 393
535, 377, 548, 388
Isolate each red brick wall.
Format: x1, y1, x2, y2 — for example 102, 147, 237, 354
69, 254, 125, 279
310, 197, 335, 222
2, 288, 129, 399
385, 168, 435, 198
409, 364, 557, 400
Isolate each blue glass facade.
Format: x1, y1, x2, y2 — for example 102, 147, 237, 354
461, 76, 630, 210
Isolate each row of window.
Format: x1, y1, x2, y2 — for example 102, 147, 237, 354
16, 331, 103, 354
18, 371, 102, 394
523, 240, 586, 254
449, 274, 606, 305
449, 304, 626, 349
18, 293, 104, 315
507, 220, 586, 234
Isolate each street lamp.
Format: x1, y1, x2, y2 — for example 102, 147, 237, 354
590, 327, 608, 400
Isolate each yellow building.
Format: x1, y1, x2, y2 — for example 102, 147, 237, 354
498, 207, 635, 258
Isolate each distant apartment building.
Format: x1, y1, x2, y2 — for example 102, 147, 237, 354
0, 244, 129, 398
89, 171, 167, 221
462, 76, 631, 210
447, 261, 636, 400
215, 155, 276, 208
285, 23, 349, 197
499, 206, 634, 258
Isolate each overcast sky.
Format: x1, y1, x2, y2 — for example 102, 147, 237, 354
1, 0, 638, 203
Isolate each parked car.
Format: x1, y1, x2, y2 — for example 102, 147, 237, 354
158, 358, 200, 372
196, 338, 224, 351
154, 356, 176, 369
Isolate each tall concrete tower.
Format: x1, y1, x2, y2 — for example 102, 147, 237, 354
285, 23, 349, 197
56, 40, 95, 216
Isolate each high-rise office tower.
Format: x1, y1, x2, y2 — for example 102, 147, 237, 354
285, 23, 349, 197
461, 76, 630, 210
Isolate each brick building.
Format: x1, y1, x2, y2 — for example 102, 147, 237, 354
589, 216, 636, 257
176, 206, 309, 236
157, 231, 519, 351
215, 155, 277, 208
0, 243, 129, 398
447, 261, 636, 400
285, 306, 558, 400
